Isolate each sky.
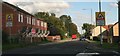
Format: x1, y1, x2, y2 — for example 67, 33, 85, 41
3, 0, 118, 34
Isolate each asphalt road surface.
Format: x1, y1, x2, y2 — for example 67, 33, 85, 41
2, 40, 120, 56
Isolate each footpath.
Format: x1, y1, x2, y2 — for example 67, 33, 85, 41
38, 38, 79, 45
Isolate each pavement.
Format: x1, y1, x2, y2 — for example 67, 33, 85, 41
38, 38, 79, 45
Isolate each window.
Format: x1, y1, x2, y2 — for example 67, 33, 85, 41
34, 19, 36, 25
18, 13, 23, 23
32, 18, 36, 25
18, 14, 21, 22
37, 20, 40, 26
21, 14, 23, 23
44, 23, 47, 28
41, 21, 43, 27
27, 16, 29, 24
32, 18, 35, 25
29, 17, 31, 24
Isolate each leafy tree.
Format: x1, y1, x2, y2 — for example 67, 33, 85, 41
51, 13, 56, 17
69, 23, 78, 36
82, 23, 95, 38
34, 12, 80, 39
34, 12, 49, 20
59, 15, 72, 35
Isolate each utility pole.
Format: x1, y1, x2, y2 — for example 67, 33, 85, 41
118, 1, 120, 48
91, 9, 93, 25
99, 0, 103, 46
82, 9, 93, 25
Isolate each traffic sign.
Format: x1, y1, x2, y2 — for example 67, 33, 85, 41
6, 14, 13, 21
6, 21, 12, 27
6, 14, 13, 27
31, 28, 36, 34
96, 12, 105, 26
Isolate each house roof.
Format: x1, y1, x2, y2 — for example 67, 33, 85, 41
102, 24, 113, 31
102, 25, 109, 30
3, 2, 34, 16
3, 2, 46, 21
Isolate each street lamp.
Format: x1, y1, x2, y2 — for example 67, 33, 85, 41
82, 8, 93, 39
79, 26, 83, 35
82, 8, 93, 25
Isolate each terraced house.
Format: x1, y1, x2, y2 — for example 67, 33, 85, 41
2, 2, 49, 43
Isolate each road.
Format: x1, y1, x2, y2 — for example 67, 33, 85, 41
2, 40, 120, 56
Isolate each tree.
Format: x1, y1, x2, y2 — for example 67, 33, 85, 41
69, 23, 78, 36
34, 12, 80, 39
59, 15, 72, 36
34, 12, 67, 38
34, 12, 50, 20
51, 13, 56, 17
82, 23, 95, 38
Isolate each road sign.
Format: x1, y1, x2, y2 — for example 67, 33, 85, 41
96, 12, 105, 26
6, 21, 13, 27
31, 28, 36, 34
6, 14, 13, 27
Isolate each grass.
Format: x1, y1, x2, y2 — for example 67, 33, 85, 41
2, 43, 28, 51
94, 41, 119, 50
2, 40, 52, 51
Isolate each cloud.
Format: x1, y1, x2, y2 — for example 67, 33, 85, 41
110, 3, 118, 7
3, 0, 117, 2
3, 0, 70, 16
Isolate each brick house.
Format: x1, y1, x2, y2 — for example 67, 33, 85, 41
2, 2, 49, 43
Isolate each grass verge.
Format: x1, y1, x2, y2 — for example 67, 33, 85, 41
94, 41, 119, 50
2, 40, 52, 51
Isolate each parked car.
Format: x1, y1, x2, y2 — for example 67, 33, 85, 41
79, 36, 85, 41
80, 38, 86, 41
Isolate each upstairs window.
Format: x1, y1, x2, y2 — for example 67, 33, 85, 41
27, 16, 29, 24
18, 14, 21, 22
21, 14, 23, 23
44, 23, 47, 28
29, 17, 31, 24
18, 13, 23, 23
37, 20, 40, 26
33, 19, 36, 25
32, 18, 34, 25
41, 21, 43, 27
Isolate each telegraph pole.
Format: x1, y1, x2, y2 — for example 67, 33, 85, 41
99, 0, 103, 45
118, 1, 120, 48
91, 9, 93, 25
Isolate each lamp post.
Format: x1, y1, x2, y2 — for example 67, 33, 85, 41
82, 8, 93, 39
79, 26, 83, 35
82, 8, 93, 25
